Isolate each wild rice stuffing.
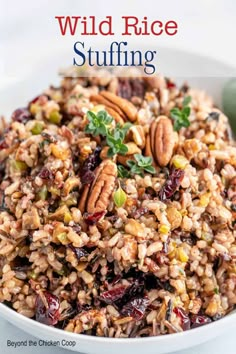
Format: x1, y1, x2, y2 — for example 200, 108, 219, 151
0, 71, 236, 337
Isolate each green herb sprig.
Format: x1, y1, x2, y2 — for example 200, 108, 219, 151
117, 165, 131, 178
107, 123, 132, 157
85, 110, 131, 157
170, 96, 192, 131
127, 154, 156, 177
85, 110, 113, 136
85, 110, 156, 177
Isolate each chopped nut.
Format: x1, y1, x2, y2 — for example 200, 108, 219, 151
125, 142, 141, 155
183, 139, 201, 160
146, 241, 163, 256
129, 125, 146, 149
166, 207, 182, 230
189, 298, 202, 314
63, 177, 81, 196
22, 207, 41, 230
120, 235, 138, 263
51, 143, 70, 160
125, 219, 146, 238
80, 270, 94, 284
205, 297, 219, 317
49, 205, 70, 221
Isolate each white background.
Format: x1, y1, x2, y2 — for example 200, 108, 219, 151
0, 1, 236, 353
1, 0, 236, 84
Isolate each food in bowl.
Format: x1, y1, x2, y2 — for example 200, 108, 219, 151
0, 71, 235, 338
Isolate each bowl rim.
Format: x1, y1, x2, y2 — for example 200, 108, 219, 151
0, 302, 235, 343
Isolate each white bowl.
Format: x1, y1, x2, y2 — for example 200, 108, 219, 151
0, 47, 236, 354
0, 303, 236, 354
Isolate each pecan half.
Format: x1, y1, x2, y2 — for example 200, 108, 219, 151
79, 160, 117, 214
90, 94, 125, 119
145, 134, 159, 170
105, 106, 125, 125
100, 91, 137, 122
78, 185, 90, 214
149, 116, 175, 167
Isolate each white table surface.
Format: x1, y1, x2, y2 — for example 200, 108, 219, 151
0, 317, 236, 354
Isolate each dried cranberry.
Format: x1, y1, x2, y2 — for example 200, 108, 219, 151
11, 108, 31, 123
121, 297, 149, 320
29, 95, 42, 104
159, 168, 184, 201
38, 167, 54, 180
117, 79, 132, 99
130, 79, 145, 98
81, 170, 95, 185
35, 291, 60, 325
68, 245, 88, 260
111, 274, 122, 286
191, 314, 212, 329
122, 281, 145, 303
84, 211, 105, 225
166, 79, 176, 89
99, 286, 127, 304
173, 307, 190, 330
0, 138, 8, 150
118, 78, 145, 100
80, 147, 101, 185
29, 94, 50, 105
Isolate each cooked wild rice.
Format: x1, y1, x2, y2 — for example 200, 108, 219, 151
0, 71, 236, 337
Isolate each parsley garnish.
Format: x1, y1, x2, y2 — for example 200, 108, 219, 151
170, 96, 192, 131
127, 154, 156, 177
